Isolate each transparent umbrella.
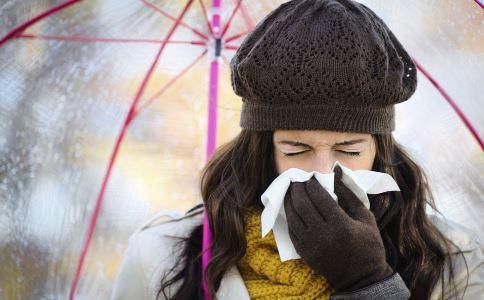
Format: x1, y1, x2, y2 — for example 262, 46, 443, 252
0, 0, 482, 299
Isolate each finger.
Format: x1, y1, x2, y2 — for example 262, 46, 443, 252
368, 193, 389, 224
304, 176, 350, 224
304, 178, 326, 222
333, 165, 373, 222
289, 181, 321, 227
287, 224, 302, 245
333, 164, 344, 181
284, 186, 309, 234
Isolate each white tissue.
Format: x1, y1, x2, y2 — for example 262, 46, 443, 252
260, 161, 400, 262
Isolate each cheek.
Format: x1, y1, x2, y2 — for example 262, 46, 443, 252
338, 157, 373, 170
339, 143, 376, 171
337, 152, 375, 170
274, 152, 309, 174
274, 152, 321, 174
274, 152, 288, 174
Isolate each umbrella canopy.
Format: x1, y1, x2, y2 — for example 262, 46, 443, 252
0, 0, 482, 299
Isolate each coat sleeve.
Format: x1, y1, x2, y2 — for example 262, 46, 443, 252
110, 232, 150, 300
329, 272, 410, 300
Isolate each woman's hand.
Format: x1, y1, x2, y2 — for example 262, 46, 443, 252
283, 165, 393, 293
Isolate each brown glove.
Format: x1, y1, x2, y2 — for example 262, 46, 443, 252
283, 165, 394, 293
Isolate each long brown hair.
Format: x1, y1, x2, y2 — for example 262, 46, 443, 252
158, 129, 468, 299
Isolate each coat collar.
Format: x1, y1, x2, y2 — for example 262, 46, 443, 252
216, 265, 250, 299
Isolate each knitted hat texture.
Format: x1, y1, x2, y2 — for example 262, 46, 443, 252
230, 0, 417, 133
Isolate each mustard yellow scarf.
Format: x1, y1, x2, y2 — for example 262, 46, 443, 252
237, 206, 334, 299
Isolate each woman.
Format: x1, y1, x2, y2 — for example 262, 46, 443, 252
111, 0, 484, 299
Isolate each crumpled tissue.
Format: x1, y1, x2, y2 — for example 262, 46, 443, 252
260, 160, 400, 261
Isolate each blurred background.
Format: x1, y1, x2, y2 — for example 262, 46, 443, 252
0, 0, 483, 299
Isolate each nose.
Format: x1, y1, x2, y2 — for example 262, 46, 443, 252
313, 153, 335, 174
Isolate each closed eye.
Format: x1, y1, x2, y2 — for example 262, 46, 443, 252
282, 150, 361, 156
282, 151, 309, 156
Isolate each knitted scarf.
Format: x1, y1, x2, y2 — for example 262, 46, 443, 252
237, 206, 334, 299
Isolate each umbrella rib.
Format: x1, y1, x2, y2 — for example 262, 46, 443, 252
198, 0, 214, 36
232, 0, 254, 30
141, 0, 209, 41
224, 0, 255, 44
133, 49, 208, 117
0, 0, 82, 47
224, 29, 251, 43
68, 1, 196, 299
224, 44, 239, 50
414, 59, 483, 150
221, 0, 243, 38
16, 33, 207, 45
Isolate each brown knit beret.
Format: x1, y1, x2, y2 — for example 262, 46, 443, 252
230, 0, 417, 134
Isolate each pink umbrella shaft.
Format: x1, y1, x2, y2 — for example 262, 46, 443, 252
202, 60, 219, 300
203, 1, 222, 299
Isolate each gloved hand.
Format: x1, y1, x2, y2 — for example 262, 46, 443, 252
283, 165, 394, 293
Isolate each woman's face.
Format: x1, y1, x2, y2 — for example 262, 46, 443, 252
273, 129, 376, 175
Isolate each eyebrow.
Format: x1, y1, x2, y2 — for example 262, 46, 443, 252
277, 139, 366, 148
